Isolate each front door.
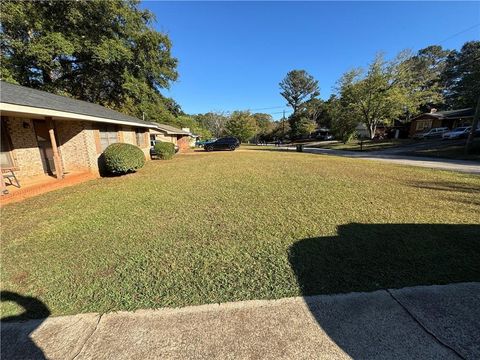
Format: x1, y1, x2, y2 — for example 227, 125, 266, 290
33, 120, 55, 175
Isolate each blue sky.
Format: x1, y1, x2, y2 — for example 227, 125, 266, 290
143, 1, 480, 119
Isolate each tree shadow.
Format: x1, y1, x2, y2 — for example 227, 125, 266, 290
408, 180, 480, 193
1, 291, 51, 359
289, 223, 480, 358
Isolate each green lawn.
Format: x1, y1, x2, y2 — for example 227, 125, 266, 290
1, 149, 480, 318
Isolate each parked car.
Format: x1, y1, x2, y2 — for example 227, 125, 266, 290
413, 127, 449, 139
204, 137, 240, 151
442, 126, 472, 140
150, 140, 179, 157
195, 139, 216, 147
315, 131, 334, 141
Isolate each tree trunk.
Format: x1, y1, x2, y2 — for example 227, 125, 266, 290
465, 96, 480, 155
368, 123, 376, 139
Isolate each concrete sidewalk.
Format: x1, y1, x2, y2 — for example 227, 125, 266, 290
284, 146, 480, 174
2, 283, 479, 359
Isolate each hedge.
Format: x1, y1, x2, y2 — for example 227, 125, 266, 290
103, 143, 145, 175
154, 141, 175, 160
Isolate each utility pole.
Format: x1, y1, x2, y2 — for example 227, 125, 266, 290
282, 110, 286, 139
465, 95, 480, 154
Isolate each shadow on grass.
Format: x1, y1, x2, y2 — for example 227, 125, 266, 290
1, 291, 50, 359
408, 180, 480, 193
289, 223, 480, 295
289, 223, 480, 358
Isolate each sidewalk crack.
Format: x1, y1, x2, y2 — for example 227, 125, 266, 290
386, 289, 465, 360
71, 313, 103, 360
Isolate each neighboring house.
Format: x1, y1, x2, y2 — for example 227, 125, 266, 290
409, 108, 474, 137
355, 123, 370, 139
355, 123, 389, 139
149, 123, 192, 152
0, 81, 157, 184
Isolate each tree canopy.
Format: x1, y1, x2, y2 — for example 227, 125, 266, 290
0, 0, 178, 124
224, 111, 258, 142
279, 70, 320, 139
443, 41, 480, 109
279, 70, 319, 113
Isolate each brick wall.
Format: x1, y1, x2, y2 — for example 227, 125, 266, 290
121, 126, 136, 144
3, 117, 152, 180
177, 135, 191, 152
56, 120, 90, 173
4, 117, 45, 178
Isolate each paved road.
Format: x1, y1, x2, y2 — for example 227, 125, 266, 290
282, 146, 480, 174
2, 283, 479, 359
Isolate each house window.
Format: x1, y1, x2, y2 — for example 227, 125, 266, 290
99, 124, 118, 151
416, 119, 432, 131
136, 128, 145, 147
1, 119, 15, 168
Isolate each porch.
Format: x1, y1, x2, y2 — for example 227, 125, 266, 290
0, 171, 97, 205
1, 115, 99, 192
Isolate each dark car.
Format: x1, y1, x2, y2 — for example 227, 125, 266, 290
204, 137, 240, 151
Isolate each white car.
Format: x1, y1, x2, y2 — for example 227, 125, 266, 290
442, 126, 471, 140
413, 127, 449, 139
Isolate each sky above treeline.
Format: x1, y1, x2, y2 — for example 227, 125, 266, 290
143, 1, 480, 119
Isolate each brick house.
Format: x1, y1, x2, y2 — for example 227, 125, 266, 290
0, 81, 184, 188
149, 123, 192, 152
409, 108, 474, 137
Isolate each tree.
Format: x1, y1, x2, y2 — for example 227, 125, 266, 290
279, 70, 319, 138
328, 96, 358, 143
302, 98, 325, 125
195, 112, 228, 138
252, 113, 274, 140
299, 118, 317, 137
337, 55, 407, 139
224, 111, 258, 142
267, 119, 290, 141
315, 96, 335, 128
174, 115, 212, 139
279, 70, 319, 113
0, 0, 178, 120
442, 41, 480, 109
398, 45, 450, 113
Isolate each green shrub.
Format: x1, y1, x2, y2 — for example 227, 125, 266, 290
154, 141, 175, 160
103, 143, 145, 175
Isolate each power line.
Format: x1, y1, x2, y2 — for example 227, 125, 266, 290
248, 105, 288, 111
269, 109, 293, 115
438, 23, 480, 44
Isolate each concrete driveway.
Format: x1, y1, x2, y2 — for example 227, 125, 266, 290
2, 282, 479, 359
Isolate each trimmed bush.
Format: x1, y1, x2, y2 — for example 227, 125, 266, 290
154, 141, 175, 160
103, 143, 145, 175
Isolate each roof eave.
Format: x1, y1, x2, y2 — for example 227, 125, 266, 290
0, 102, 156, 128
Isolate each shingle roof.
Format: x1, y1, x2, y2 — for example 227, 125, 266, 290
412, 108, 474, 121
150, 122, 191, 135
0, 81, 151, 127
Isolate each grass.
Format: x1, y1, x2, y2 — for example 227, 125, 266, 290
1, 149, 480, 318
307, 139, 415, 152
